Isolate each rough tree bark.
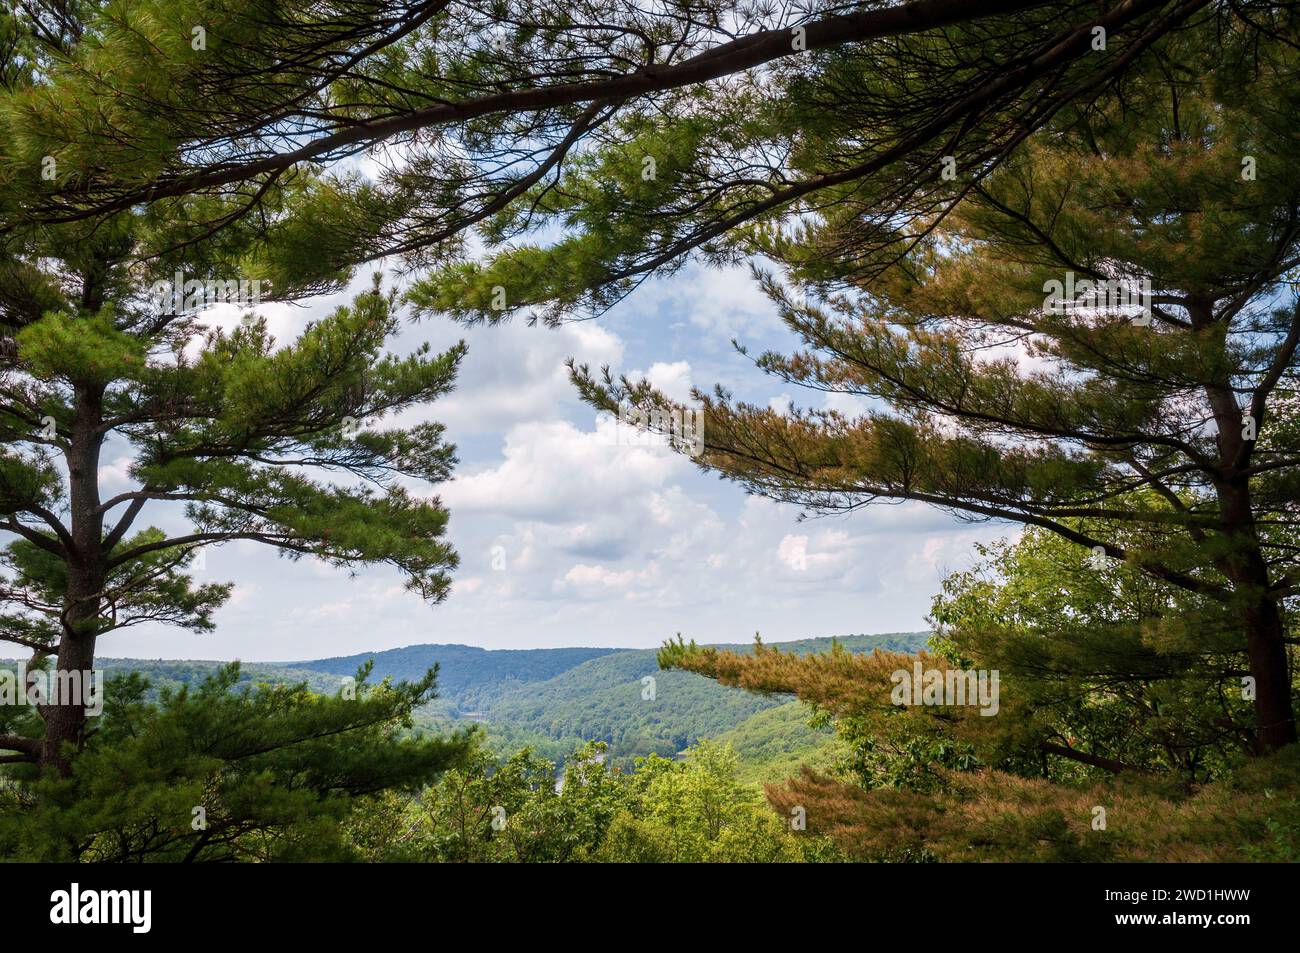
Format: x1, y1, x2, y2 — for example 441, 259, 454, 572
1192, 299, 1297, 752
39, 381, 105, 774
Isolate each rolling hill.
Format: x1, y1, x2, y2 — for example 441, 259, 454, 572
48, 630, 931, 778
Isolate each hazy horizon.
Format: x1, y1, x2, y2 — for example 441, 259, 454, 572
6, 626, 934, 665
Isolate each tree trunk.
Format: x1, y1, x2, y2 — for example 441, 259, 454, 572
39, 382, 105, 775
1241, 591, 1295, 752
38, 622, 97, 774
1191, 298, 1296, 753
1214, 478, 1295, 752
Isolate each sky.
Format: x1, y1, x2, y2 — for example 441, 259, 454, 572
97, 261, 1017, 662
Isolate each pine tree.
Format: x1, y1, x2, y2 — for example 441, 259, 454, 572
0, 213, 465, 775
585, 22, 1300, 750
929, 521, 1260, 781
0, 662, 471, 861
4, 0, 1217, 307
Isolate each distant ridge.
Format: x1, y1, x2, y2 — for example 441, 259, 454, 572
285, 643, 622, 701
24, 631, 932, 775
289, 631, 929, 681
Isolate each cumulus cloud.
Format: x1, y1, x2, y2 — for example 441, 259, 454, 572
98, 264, 1021, 660
554, 563, 646, 594
630, 360, 696, 403
656, 263, 783, 343
426, 322, 622, 434
441, 416, 687, 521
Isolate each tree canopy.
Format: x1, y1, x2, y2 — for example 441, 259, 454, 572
1, 1, 1234, 315
601, 22, 1300, 750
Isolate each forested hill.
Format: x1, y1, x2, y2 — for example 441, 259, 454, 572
294, 632, 925, 689
291, 631, 932, 766
463, 632, 927, 759
70, 631, 932, 776
286, 643, 623, 708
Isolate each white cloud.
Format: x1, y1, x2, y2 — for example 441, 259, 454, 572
97, 455, 136, 493
822, 391, 875, 418
555, 563, 640, 590
427, 322, 622, 434
777, 532, 844, 574
657, 263, 783, 342
632, 360, 695, 403
441, 416, 687, 521
90, 265, 1023, 660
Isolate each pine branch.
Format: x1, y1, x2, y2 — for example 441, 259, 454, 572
1040, 741, 1149, 774
0, 734, 40, 756
32, 0, 1063, 223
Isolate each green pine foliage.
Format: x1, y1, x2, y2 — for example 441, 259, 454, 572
0, 663, 471, 861
931, 522, 1262, 783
